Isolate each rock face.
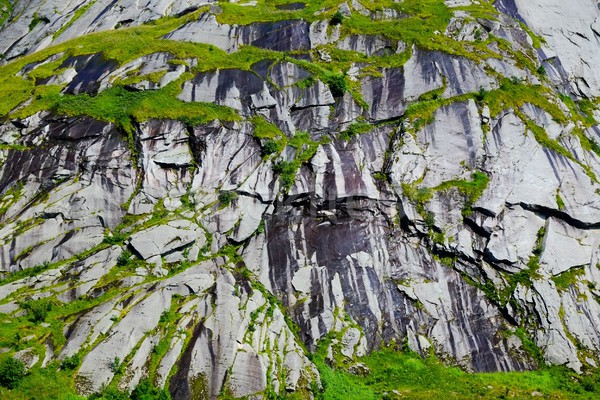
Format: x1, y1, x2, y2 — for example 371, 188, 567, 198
2, 0, 600, 398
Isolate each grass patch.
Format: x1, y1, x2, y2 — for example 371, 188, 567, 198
338, 121, 372, 141
21, 82, 238, 132
552, 267, 585, 292
314, 346, 600, 400
402, 172, 489, 218
0, 262, 52, 286
0, 0, 12, 27
272, 131, 328, 191
483, 78, 566, 122
0, 359, 85, 400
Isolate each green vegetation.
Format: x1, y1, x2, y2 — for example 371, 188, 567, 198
218, 191, 238, 207
0, 0, 11, 26
130, 379, 171, 400
552, 267, 585, 292
314, 346, 600, 400
272, 131, 329, 191
21, 297, 54, 323
483, 78, 566, 121
60, 354, 81, 371
1, 1, 599, 399
28, 13, 49, 32
338, 121, 372, 141
330, 11, 344, 26
14, 82, 237, 133
0, 358, 26, 389
0, 261, 51, 286
324, 73, 348, 97
402, 172, 490, 218
556, 190, 566, 210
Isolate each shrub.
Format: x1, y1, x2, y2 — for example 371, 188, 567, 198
261, 139, 279, 156
21, 298, 53, 322
475, 87, 488, 102
537, 65, 547, 76
60, 354, 81, 370
110, 357, 122, 373
131, 379, 171, 400
117, 250, 132, 267
218, 191, 237, 207
89, 386, 129, 400
103, 232, 128, 245
325, 74, 348, 97
0, 357, 26, 389
330, 11, 344, 26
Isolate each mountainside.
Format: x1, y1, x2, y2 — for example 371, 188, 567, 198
1, 0, 600, 398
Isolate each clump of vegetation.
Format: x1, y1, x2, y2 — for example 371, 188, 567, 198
131, 379, 171, 400
117, 250, 133, 267
103, 232, 128, 245
28, 12, 49, 32
552, 267, 585, 292
330, 11, 344, 26
261, 139, 280, 156
0, 261, 51, 286
0, 357, 26, 389
272, 160, 298, 191
338, 121, 372, 141
324, 73, 348, 97
218, 191, 238, 207
21, 297, 54, 323
109, 357, 123, 374
59, 354, 81, 371
271, 131, 327, 191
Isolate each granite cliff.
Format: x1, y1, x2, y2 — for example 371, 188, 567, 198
1, 0, 600, 398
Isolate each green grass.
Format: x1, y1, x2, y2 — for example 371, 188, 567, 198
0, 359, 85, 400
552, 267, 585, 292
402, 172, 490, 217
484, 78, 566, 122
338, 121, 372, 141
315, 347, 600, 400
0, 0, 12, 27
272, 131, 329, 191
17, 82, 238, 132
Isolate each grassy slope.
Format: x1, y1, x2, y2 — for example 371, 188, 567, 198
317, 349, 600, 400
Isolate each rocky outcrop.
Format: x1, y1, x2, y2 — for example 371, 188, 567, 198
2, 0, 600, 398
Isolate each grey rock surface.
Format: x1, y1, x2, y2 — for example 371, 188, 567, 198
2, 0, 600, 398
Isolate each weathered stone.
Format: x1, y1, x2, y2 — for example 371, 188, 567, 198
129, 220, 202, 260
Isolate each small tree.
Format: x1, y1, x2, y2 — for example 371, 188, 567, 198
110, 357, 122, 374
0, 357, 26, 389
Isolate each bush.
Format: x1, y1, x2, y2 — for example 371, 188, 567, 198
60, 354, 81, 370
131, 379, 171, 400
109, 357, 122, 374
0, 357, 26, 389
325, 74, 348, 97
537, 64, 547, 76
475, 87, 488, 102
261, 139, 279, 156
89, 387, 129, 400
330, 11, 344, 26
218, 191, 237, 207
21, 298, 53, 322
117, 250, 132, 267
